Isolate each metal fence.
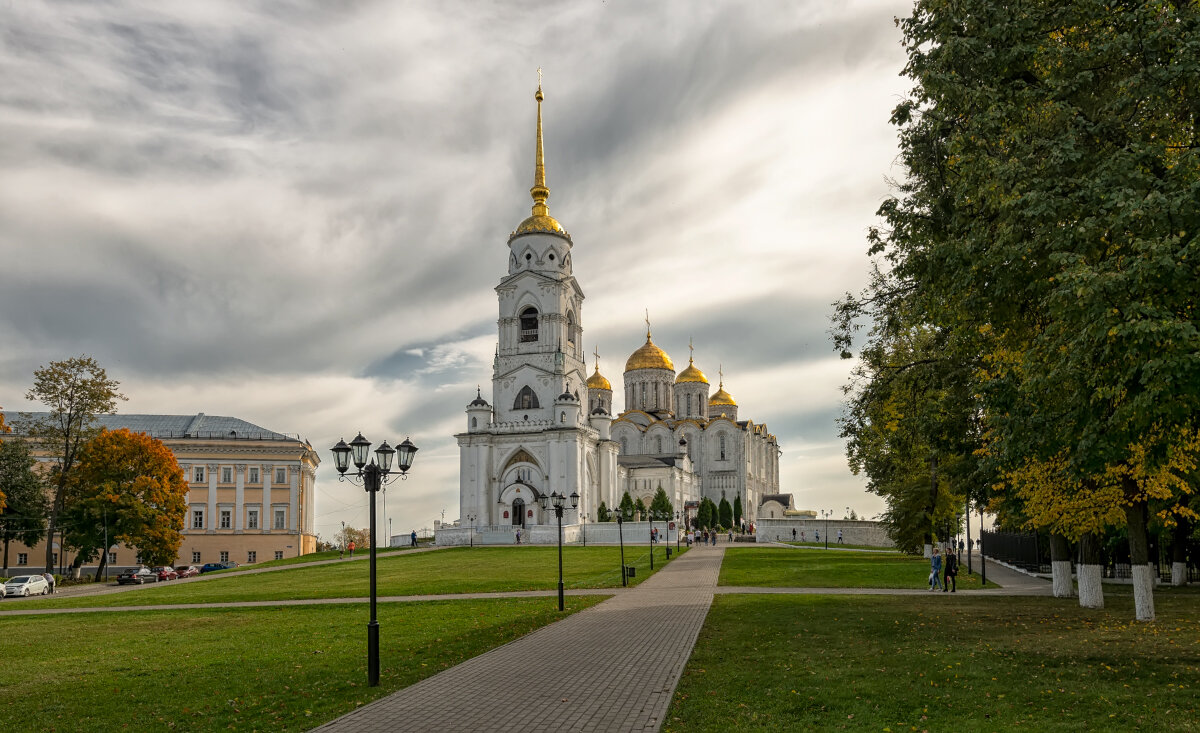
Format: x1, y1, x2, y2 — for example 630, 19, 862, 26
980, 529, 1200, 582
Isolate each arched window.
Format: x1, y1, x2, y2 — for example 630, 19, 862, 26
566, 311, 576, 349
719, 433, 727, 461
620, 436, 628, 454
640, 383, 647, 409
656, 436, 663, 453
686, 394, 692, 416
471, 417, 477, 428
560, 411, 566, 423
520, 307, 539, 342
514, 386, 540, 410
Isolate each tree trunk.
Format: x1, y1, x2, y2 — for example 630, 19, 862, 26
3, 537, 9, 573
1078, 533, 1104, 609
95, 550, 108, 582
1171, 519, 1190, 587
1124, 495, 1155, 622
1050, 533, 1074, 598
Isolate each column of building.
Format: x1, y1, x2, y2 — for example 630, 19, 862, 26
235, 464, 245, 533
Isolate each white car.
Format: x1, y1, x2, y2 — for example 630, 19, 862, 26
3, 575, 50, 597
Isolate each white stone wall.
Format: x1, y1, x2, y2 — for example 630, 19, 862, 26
754, 519, 892, 547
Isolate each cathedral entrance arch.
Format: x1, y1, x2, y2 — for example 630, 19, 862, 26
512, 498, 526, 527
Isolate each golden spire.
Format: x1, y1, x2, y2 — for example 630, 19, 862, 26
530, 68, 550, 218
594, 345, 601, 372
645, 309, 652, 339
688, 337, 694, 365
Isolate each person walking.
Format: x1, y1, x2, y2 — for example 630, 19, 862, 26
815, 529, 820, 543
929, 548, 943, 591
837, 529, 843, 544
728, 529, 733, 543
348, 540, 355, 558
943, 547, 958, 592
410, 530, 418, 548
792, 528, 797, 542
515, 529, 521, 544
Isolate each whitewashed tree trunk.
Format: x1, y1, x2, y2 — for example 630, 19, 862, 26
1172, 562, 1188, 587
1132, 564, 1156, 621
1052, 561, 1074, 598
1078, 564, 1104, 609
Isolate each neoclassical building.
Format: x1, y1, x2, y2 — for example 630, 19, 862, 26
454, 84, 779, 535
3, 412, 319, 571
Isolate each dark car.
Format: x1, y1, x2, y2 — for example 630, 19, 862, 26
151, 566, 178, 581
218, 561, 239, 570
199, 563, 224, 574
117, 567, 160, 585
174, 565, 200, 578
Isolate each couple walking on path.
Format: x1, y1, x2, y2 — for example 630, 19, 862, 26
929, 546, 958, 591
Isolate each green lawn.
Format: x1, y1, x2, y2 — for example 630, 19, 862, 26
0, 596, 605, 732
667, 593, 1200, 732
777, 541, 899, 551
719, 547, 996, 589
16, 545, 678, 609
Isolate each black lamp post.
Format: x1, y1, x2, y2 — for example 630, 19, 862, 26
820, 509, 832, 550
615, 507, 629, 587
979, 504, 987, 586
467, 513, 476, 548
648, 509, 656, 571
675, 511, 681, 553
538, 488, 578, 612
330, 433, 418, 688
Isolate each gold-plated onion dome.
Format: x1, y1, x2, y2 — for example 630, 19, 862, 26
708, 385, 736, 406
625, 336, 674, 372
675, 343, 708, 384
587, 369, 612, 391
708, 366, 736, 406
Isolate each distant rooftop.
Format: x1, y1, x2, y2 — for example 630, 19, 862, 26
3, 412, 305, 443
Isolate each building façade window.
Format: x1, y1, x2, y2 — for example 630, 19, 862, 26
566, 311, 577, 350
514, 385, 540, 410
520, 307, 539, 342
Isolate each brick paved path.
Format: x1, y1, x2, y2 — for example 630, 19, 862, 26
313, 545, 725, 733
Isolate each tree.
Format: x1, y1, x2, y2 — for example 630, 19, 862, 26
597, 501, 610, 522
733, 495, 742, 526
25, 356, 125, 571
696, 498, 714, 530
62, 428, 187, 574
0, 439, 49, 572
336, 525, 370, 550
718, 495, 733, 529
0, 405, 11, 513
618, 491, 634, 520
649, 486, 673, 521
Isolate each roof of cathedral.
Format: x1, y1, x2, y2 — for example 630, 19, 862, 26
625, 335, 674, 372
675, 357, 708, 385
3, 412, 301, 442
760, 493, 795, 508
469, 387, 490, 407
510, 83, 570, 242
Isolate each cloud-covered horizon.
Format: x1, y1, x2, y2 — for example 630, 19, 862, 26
0, 0, 912, 537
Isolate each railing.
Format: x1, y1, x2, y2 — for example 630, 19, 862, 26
981, 529, 1200, 582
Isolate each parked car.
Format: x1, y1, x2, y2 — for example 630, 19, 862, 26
199, 563, 225, 574
151, 566, 178, 581
116, 567, 160, 585
218, 561, 239, 570
174, 565, 200, 578
4, 575, 50, 597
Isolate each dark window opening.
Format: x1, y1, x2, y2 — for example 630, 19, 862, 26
520, 307, 539, 342
514, 386, 540, 410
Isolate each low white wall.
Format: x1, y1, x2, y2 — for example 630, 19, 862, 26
435, 522, 679, 546
754, 519, 892, 547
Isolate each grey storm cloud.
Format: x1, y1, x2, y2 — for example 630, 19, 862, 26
0, 0, 914, 537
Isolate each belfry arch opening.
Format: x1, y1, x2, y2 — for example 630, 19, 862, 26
520, 307, 539, 342
514, 386, 540, 410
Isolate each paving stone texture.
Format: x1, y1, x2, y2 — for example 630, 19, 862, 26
312, 545, 726, 733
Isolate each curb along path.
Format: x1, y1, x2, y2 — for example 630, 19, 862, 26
313, 545, 726, 733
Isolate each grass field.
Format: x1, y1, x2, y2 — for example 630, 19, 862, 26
667, 593, 1200, 732
15, 545, 678, 609
719, 547, 997, 590
0, 596, 605, 732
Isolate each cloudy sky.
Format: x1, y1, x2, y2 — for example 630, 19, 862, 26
0, 0, 913, 540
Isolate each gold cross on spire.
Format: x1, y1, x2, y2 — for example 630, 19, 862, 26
719, 364, 724, 387
645, 309, 651, 339
688, 337, 694, 364
593, 345, 601, 370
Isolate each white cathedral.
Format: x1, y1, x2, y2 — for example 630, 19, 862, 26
454, 84, 780, 535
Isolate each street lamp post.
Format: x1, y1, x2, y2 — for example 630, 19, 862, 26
979, 504, 987, 586
615, 508, 629, 587
538, 489, 578, 612
330, 433, 418, 688
467, 513, 476, 548
675, 511, 681, 552
820, 509, 833, 550
648, 510, 655, 571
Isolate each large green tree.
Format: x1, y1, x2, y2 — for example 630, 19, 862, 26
843, 0, 1200, 620
26, 356, 126, 571
718, 495, 733, 529
0, 439, 49, 572
618, 491, 634, 520
62, 428, 187, 573
649, 486, 673, 520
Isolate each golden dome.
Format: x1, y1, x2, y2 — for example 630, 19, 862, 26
513, 213, 567, 237
675, 358, 708, 385
587, 367, 612, 391
625, 336, 674, 372
709, 385, 736, 407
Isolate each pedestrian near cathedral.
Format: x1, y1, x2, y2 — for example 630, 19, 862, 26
348, 540, 355, 558
410, 530, 417, 548
837, 529, 843, 544
792, 528, 797, 541
929, 548, 943, 590
943, 546, 958, 592
43, 572, 55, 594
